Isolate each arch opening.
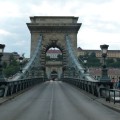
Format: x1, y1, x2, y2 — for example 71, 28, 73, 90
45, 45, 63, 80
46, 47, 63, 62
41, 40, 67, 80
51, 70, 58, 81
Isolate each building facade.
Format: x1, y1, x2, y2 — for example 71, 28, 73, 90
89, 68, 120, 81
46, 49, 62, 59
2, 52, 20, 65
77, 47, 120, 58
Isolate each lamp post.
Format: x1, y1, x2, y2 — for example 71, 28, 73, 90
68, 67, 71, 77
83, 57, 87, 73
100, 44, 110, 81
71, 67, 75, 77
78, 71, 80, 78
19, 56, 23, 73
0, 44, 5, 82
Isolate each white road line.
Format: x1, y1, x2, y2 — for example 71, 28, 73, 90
48, 82, 54, 120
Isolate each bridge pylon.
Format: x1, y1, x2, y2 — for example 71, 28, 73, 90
27, 16, 82, 78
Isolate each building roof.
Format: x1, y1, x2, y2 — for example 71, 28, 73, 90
77, 47, 120, 52
89, 68, 120, 76
77, 47, 82, 50
47, 50, 62, 54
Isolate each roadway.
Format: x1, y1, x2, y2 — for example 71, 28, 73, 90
0, 81, 120, 120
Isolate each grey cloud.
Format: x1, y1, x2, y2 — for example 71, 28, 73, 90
0, 17, 30, 57
0, 0, 119, 56
1, 34, 30, 58
90, 19, 120, 33
81, 0, 112, 4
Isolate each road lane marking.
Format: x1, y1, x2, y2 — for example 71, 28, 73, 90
48, 82, 54, 120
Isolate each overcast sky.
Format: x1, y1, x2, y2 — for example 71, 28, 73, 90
0, 0, 120, 57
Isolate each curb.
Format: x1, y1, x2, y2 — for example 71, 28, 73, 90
96, 99, 120, 113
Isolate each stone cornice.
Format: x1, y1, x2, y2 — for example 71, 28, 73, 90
27, 23, 81, 26
30, 16, 78, 18
30, 16, 79, 23
27, 23, 81, 33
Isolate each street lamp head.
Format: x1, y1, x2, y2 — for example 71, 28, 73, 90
83, 56, 87, 63
19, 56, 23, 63
0, 44, 5, 54
68, 67, 71, 70
84, 59, 87, 64
100, 44, 109, 54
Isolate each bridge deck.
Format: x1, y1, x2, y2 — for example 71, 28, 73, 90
0, 81, 120, 120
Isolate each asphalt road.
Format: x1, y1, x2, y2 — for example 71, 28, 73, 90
0, 81, 120, 120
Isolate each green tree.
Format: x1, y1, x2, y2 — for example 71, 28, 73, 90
3, 65, 19, 77
78, 52, 101, 67
3, 61, 7, 68
46, 56, 51, 61
3, 56, 20, 78
57, 54, 63, 61
106, 58, 120, 68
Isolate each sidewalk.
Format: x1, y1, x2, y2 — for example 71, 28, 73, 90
96, 97, 120, 113
0, 96, 14, 105
82, 90, 120, 113
74, 86, 120, 113
0, 86, 34, 105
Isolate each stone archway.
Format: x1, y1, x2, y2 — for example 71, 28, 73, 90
51, 70, 58, 80
42, 41, 65, 79
41, 39, 67, 68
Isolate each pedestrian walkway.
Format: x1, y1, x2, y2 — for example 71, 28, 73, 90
96, 98, 120, 113
0, 97, 11, 105
0, 85, 34, 105
74, 86, 120, 113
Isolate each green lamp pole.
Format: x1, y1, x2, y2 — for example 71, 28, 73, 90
0, 44, 5, 82
100, 44, 110, 82
19, 56, 23, 73
83, 58, 87, 73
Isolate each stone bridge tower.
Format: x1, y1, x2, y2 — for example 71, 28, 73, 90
27, 16, 81, 74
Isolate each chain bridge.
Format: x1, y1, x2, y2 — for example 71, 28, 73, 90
0, 16, 119, 120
